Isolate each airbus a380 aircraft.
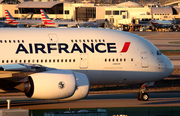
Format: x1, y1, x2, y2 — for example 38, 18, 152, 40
0, 28, 173, 101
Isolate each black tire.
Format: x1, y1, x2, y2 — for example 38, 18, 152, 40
137, 93, 141, 101
141, 93, 149, 101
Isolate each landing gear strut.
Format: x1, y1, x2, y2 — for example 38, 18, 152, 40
137, 84, 149, 101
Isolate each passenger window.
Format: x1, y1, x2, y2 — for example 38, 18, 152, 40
91, 40, 93, 42
112, 59, 114, 62
61, 59, 63, 62
73, 59, 75, 62
19, 60, 21, 63
45, 59, 47, 63
41, 60, 43, 63
11, 60, 13, 63
53, 59, 55, 62
9, 40, 11, 43
105, 59, 107, 62
24, 60, 26, 63
116, 58, 118, 62
37, 60, 38, 63
71, 40, 73, 42
28, 60, 30, 63
65, 59, 67, 62
2, 60, 4, 63
124, 58, 126, 61
0, 40, 2, 43
49, 59, 51, 63
131, 58, 133, 61
13, 40, 15, 43
109, 59, 111, 62
57, 59, 59, 62
120, 58, 122, 62
69, 59, 71, 62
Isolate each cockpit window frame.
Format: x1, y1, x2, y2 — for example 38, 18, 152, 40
157, 50, 162, 55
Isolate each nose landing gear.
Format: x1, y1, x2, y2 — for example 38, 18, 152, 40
137, 82, 154, 101
137, 92, 149, 101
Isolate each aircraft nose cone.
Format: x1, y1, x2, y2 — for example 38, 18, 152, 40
164, 55, 174, 76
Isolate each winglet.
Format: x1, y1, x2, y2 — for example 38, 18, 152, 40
5, 10, 19, 25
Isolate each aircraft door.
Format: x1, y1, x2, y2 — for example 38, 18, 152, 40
141, 52, 149, 68
80, 54, 88, 69
48, 34, 59, 55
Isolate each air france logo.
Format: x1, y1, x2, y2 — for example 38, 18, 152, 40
120, 42, 131, 53
15, 42, 131, 54
58, 81, 65, 89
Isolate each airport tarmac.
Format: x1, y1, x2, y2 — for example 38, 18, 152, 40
132, 32, 180, 50
168, 56, 180, 68
0, 92, 179, 110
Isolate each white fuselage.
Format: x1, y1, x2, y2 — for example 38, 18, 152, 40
3, 19, 43, 27
0, 28, 173, 85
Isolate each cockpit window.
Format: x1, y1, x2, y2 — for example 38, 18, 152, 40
157, 50, 162, 55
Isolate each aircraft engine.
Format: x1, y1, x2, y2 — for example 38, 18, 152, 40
59, 72, 89, 101
18, 69, 88, 100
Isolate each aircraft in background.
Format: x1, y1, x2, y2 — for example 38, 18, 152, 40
150, 20, 174, 30
149, 8, 174, 30
4, 10, 43, 27
40, 9, 98, 28
134, 9, 175, 31
0, 28, 173, 101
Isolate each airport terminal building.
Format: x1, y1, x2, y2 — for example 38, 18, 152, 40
1, 0, 180, 26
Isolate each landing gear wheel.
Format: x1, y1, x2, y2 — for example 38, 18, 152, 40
137, 92, 149, 101
140, 93, 149, 101
137, 93, 141, 101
